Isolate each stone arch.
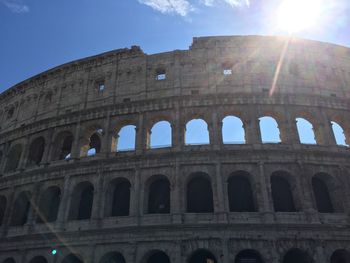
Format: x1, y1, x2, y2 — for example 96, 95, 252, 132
296, 117, 317, 144
116, 125, 137, 152
282, 248, 313, 263
68, 181, 94, 220
185, 119, 210, 145
227, 171, 255, 212
52, 131, 74, 160
36, 186, 61, 223
331, 121, 348, 146
331, 249, 350, 263
4, 144, 22, 173
146, 175, 170, 214
80, 125, 103, 157
312, 175, 333, 213
235, 249, 264, 263
259, 116, 281, 143
222, 116, 245, 144
10, 191, 31, 226
28, 256, 48, 263
2, 258, 16, 263
99, 252, 126, 263
187, 172, 214, 213
143, 250, 170, 263
0, 195, 7, 225
62, 253, 84, 263
188, 249, 217, 263
27, 137, 45, 166
148, 120, 172, 149
313, 172, 343, 213
105, 178, 131, 217
271, 172, 297, 212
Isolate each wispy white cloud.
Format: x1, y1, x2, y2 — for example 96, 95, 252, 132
138, 0, 193, 16
1, 0, 29, 13
201, 0, 249, 7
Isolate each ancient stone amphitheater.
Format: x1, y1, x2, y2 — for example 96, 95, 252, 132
0, 35, 350, 263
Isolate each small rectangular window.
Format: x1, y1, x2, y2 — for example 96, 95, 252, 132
191, 90, 199, 95
123, 98, 131, 103
98, 83, 105, 92
223, 69, 232, 75
156, 73, 166, 80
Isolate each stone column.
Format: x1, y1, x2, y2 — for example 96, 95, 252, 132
215, 162, 226, 222
210, 110, 221, 150
258, 162, 274, 222
175, 106, 184, 151
222, 238, 229, 263
71, 121, 81, 159
91, 168, 104, 224
0, 142, 10, 174
100, 111, 111, 158
172, 161, 182, 223
1, 187, 15, 236
57, 175, 71, 226
41, 128, 55, 165
18, 136, 30, 170
136, 114, 145, 154
284, 118, 300, 144
130, 168, 141, 219
244, 114, 261, 145
27, 183, 41, 233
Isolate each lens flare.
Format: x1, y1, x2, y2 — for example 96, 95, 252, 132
277, 0, 322, 33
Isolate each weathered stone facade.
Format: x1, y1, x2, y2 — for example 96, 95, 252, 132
0, 35, 350, 263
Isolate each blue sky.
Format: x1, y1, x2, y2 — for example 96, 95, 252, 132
1, 0, 350, 91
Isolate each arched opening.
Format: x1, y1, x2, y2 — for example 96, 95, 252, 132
188, 249, 217, 263
68, 182, 94, 220
27, 137, 45, 166
147, 177, 170, 214
0, 195, 7, 225
331, 121, 348, 146
62, 254, 83, 263
87, 132, 102, 156
108, 179, 131, 217
187, 173, 213, 213
235, 249, 263, 263
53, 131, 74, 160
185, 119, 210, 145
10, 191, 31, 226
271, 173, 296, 212
222, 116, 245, 144
228, 172, 255, 212
259, 116, 281, 143
283, 248, 313, 263
100, 252, 126, 263
331, 249, 350, 263
29, 256, 48, 263
296, 118, 317, 144
2, 258, 16, 263
117, 125, 136, 151
149, 121, 172, 149
4, 144, 22, 173
36, 186, 61, 223
146, 251, 170, 263
312, 176, 334, 213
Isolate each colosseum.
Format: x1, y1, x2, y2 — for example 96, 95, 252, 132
0, 35, 350, 263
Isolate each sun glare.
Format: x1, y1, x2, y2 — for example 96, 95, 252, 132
277, 0, 322, 33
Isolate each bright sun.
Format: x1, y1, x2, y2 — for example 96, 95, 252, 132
277, 0, 322, 33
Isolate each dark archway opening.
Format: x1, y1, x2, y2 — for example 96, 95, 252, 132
68, 182, 94, 220
36, 186, 61, 223
148, 178, 170, 214
27, 137, 45, 166
29, 256, 48, 263
100, 252, 126, 263
10, 191, 31, 226
283, 249, 313, 263
0, 195, 7, 226
271, 175, 296, 212
331, 249, 350, 263
87, 133, 101, 156
189, 249, 217, 263
62, 254, 83, 263
111, 180, 131, 217
187, 174, 214, 213
235, 250, 263, 263
146, 251, 170, 263
4, 144, 22, 173
228, 173, 255, 212
2, 258, 16, 263
312, 177, 334, 213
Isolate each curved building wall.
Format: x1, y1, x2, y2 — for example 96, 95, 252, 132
0, 35, 350, 263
